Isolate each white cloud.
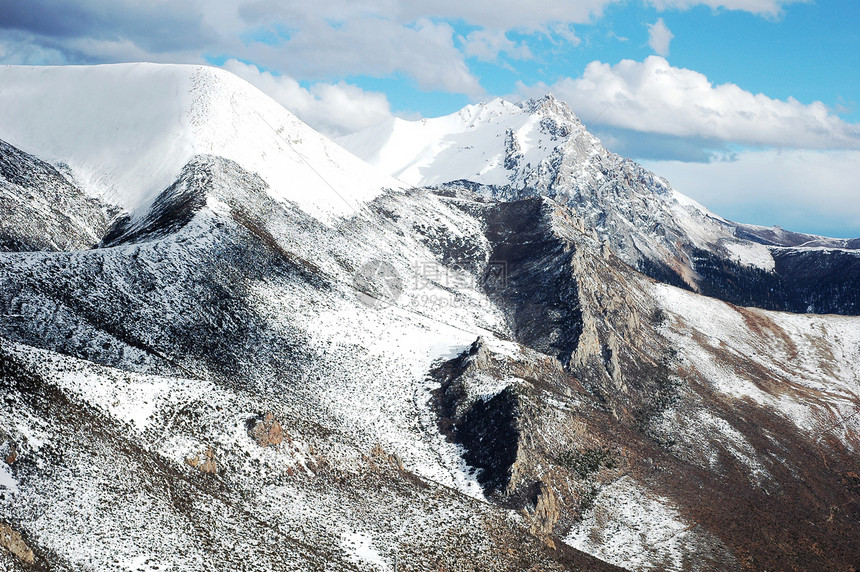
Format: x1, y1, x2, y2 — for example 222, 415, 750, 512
462, 29, 532, 62
642, 149, 860, 237
236, 16, 483, 95
238, 0, 615, 30
221, 60, 394, 137
647, 19, 673, 56
0, 0, 816, 97
648, 0, 807, 18
517, 56, 860, 149
0, 33, 70, 65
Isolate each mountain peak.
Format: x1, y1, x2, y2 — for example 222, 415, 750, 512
517, 93, 581, 124
455, 97, 522, 127
340, 93, 600, 189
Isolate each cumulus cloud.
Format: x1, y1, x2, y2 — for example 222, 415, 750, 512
517, 56, 860, 149
238, 0, 613, 31
0, 0, 816, 96
647, 19, 673, 56
240, 17, 483, 95
648, 0, 806, 18
221, 59, 394, 137
0, 32, 72, 65
462, 29, 532, 62
642, 149, 860, 237
0, 0, 217, 53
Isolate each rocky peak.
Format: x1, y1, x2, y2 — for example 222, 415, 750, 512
518, 94, 581, 125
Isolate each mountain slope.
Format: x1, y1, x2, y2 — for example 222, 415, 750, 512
341, 96, 860, 314
0, 139, 118, 251
1, 65, 859, 571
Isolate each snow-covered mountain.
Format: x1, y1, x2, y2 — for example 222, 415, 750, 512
341, 95, 860, 314
0, 64, 402, 224
1, 65, 860, 571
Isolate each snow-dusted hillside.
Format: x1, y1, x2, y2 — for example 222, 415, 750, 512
0, 139, 118, 251
1, 65, 859, 571
0, 64, 402, 223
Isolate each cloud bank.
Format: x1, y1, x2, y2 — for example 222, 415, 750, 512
643, 149, 860, 237
518, 56, 860, 150
0, 0, 814, 94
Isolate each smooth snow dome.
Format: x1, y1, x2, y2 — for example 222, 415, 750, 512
340, 98, 545, 187
0, 63, 403, 223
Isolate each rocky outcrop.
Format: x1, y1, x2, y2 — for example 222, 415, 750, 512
479, 197, 583, 364
433, 338, 526, 495
186, 446, 217, 474
100, 158, 209, 247
528, 482, 560, 538
248, 412, 284, 447
0, 523, 35, 566
0, 138, 118, 252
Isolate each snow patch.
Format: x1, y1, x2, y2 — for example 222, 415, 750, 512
0, 462, 18, 494
340, 531, 388, 570
722, 241, 775, 271
565, 477, 698, 571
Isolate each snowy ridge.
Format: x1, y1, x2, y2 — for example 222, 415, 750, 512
339, 95, 596, 188
0, 64, 403, 223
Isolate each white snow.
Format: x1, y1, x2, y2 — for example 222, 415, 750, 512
0, 63, 403, 223
250, 279, 491, 499
722, 241, 775, 271
340, 531, 388, 570
0, 462, 17, 494
651, 281, 860, 447
340, 98, 553, 187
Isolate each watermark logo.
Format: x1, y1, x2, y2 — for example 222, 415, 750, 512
484, 261, 508, 291
353, 260, 403, 309
412, 260, 507, 292
354, 258, 508, 311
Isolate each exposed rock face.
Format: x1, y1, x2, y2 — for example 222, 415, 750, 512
459, 387, 521, 493
0, 523, 34, 566
479, 197, 584, 365
249, 412, 284, 447
433, 338, 523, 494
529, 482, 560, 538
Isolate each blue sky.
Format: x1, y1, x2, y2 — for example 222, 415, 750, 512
1, 0, 859, 236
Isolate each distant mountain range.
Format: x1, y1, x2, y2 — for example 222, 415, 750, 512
1, 64, 858, 572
